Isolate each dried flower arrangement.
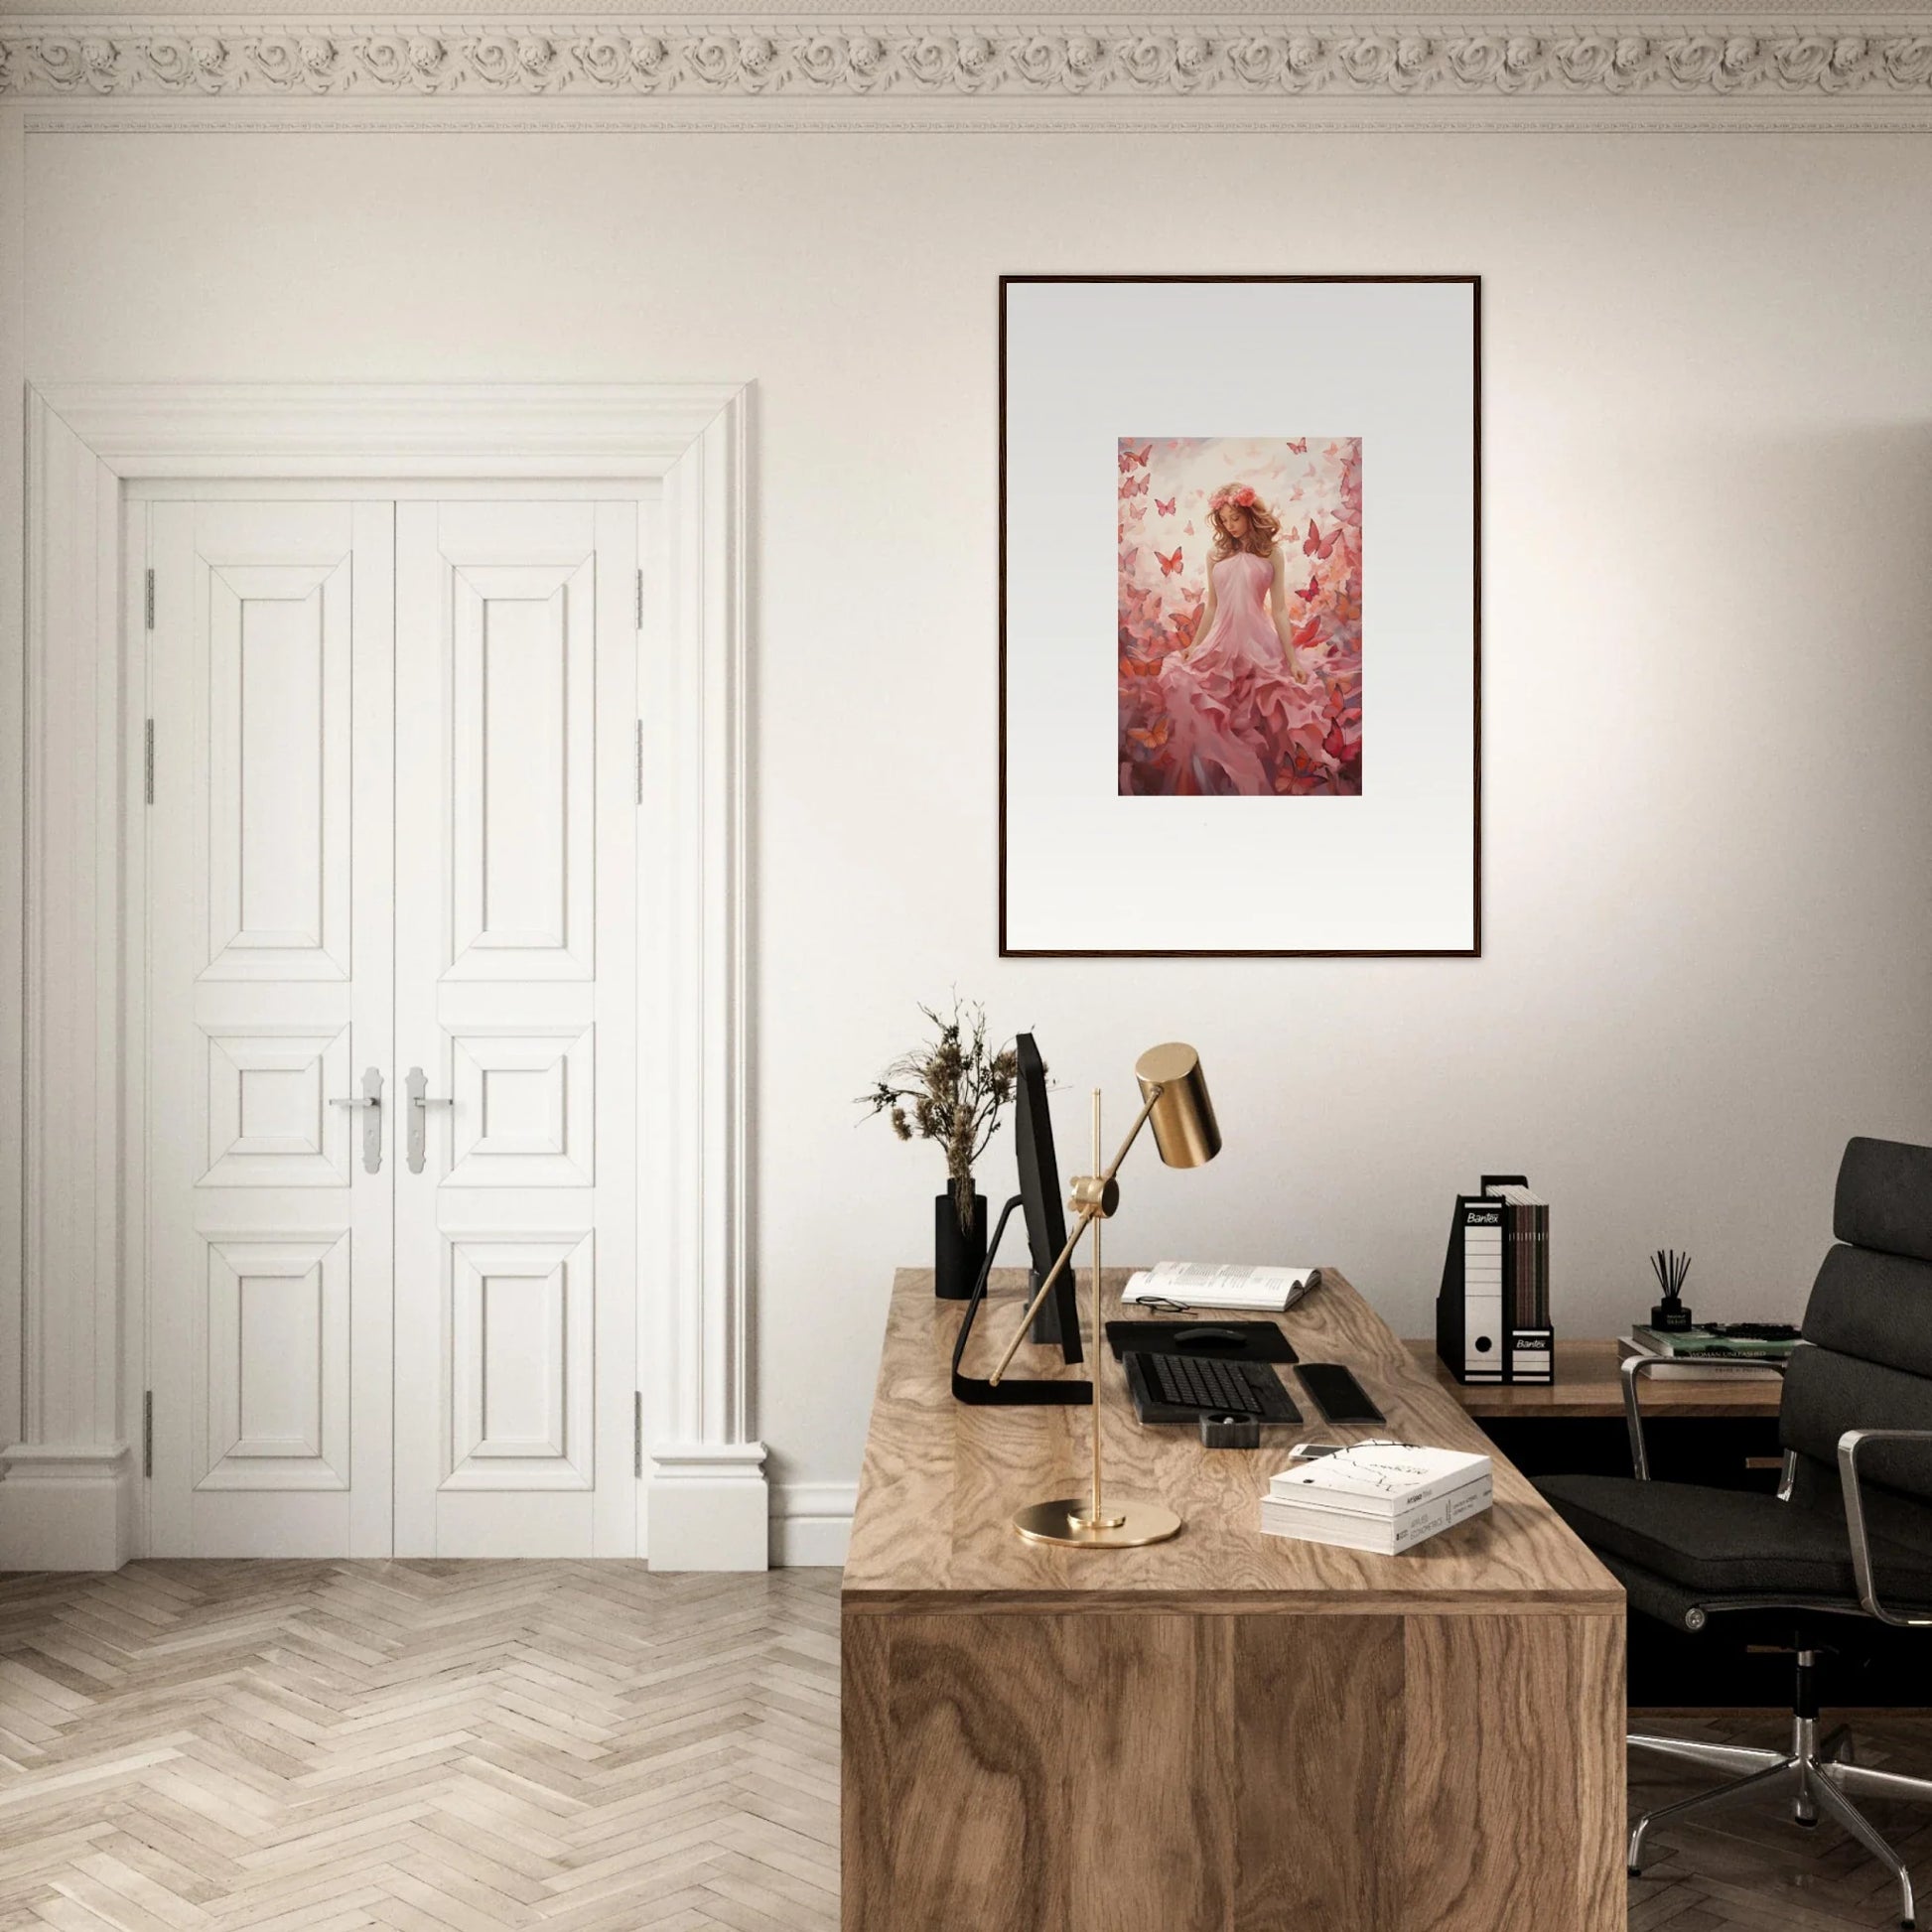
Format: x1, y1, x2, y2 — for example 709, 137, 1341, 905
860, 998, 1021, 1234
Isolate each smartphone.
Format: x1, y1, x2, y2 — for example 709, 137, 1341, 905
1297, 1363, 1385, 1425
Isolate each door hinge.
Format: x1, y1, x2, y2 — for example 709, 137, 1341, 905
635, 567, 644, 631
142, 1391, 154, 1478
633, 1393, 643, 1479
144, 568, 155, 631
144, 719, 155, 805
634, 720, 644, 806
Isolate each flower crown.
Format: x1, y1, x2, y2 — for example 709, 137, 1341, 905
1209, 484, 1259, 512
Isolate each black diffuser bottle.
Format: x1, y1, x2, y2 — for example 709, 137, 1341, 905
1650, 1249, 1694, 1331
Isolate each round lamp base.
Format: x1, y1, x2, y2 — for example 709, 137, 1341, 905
1012, 1496, 1182, 1549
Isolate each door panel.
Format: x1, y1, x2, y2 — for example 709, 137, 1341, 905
449, 563, 595, 978
446, 1027, 595, 1188
148, 501, 394, 1557
201, 1233, 350, 1489
394, 501, 637, 1557
204, 564, 351, 979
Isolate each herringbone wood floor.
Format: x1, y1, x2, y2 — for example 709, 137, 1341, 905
0, 1563, 839, 1932
1, 1563, 1928, 1929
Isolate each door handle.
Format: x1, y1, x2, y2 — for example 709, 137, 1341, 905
405, 1065, 454, 1175
329, 1066, 385, 1174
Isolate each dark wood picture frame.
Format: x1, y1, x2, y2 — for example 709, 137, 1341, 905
997, 273, 1482, 959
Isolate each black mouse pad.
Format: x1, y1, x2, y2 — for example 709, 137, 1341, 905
1104, 1319, 1298, 1365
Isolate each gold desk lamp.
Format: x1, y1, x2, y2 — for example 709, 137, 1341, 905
986, 1042, 1221, 1549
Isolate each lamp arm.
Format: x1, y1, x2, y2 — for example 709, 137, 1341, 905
986, 1085, 1165, 1387
1095, 1085, 1165, 1189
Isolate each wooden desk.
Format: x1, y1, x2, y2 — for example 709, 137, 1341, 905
1409, 1336, 1784, 1420
843, 1269, 1624, 1932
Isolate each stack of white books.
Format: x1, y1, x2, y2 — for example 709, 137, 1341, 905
1121, 1261, 1316, 1312
1260, 1443, 1493, 1556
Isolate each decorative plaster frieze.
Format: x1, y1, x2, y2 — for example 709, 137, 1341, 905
4, 19, 1932, 107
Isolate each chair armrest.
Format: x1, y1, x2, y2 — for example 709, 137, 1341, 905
1620, 1351, 1788, 1482
1837, 1429, 1932, 1627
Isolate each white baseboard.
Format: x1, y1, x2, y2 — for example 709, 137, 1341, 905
0, 1443, 135, 1571
771, 1480, 855, 1569
645, 1441, 769, 1571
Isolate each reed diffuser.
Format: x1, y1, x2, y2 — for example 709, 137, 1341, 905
1649, 1248, 1694, 1332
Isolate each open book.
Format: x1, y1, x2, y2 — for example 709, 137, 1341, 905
1121, 1261, 1317, 1313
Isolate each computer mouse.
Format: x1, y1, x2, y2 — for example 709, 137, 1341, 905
1173, 1325, 1247, 1350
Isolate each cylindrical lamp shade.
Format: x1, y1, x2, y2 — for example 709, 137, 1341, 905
1134, 1042, 1221, 1169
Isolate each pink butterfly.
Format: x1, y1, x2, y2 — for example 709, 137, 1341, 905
1303, 520, 1342, 561
1155, 496, 1175, 517
1158, 548, 1184, 577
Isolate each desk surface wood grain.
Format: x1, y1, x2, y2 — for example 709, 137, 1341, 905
843, 1267, 1620, 1615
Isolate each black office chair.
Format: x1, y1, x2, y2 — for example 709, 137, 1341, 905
1537, 1136, 1932, 1930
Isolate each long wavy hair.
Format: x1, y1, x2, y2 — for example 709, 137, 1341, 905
1209, 486, 1282, 561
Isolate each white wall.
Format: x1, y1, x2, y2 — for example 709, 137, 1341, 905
22, 127, 1932, 1546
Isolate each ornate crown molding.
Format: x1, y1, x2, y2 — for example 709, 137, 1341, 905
4, 16, 1931, 120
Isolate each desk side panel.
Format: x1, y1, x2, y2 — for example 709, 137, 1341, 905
844, 1603, 1623, 1932
1403, 1611, 1625, 1932
1233, 1614, 1405, 1932
841, 1612, 891, 1928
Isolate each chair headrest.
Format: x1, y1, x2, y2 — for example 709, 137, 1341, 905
1836, 1136, 1932, 1264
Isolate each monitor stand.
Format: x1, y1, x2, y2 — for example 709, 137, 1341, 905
1030, 1272, 1072, 1348
951, 1195, 1092, 1407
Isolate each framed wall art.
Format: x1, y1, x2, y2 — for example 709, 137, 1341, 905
999, 274, 1480, 957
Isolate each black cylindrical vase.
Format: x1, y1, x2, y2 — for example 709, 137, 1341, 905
934, 1185, 988, 1300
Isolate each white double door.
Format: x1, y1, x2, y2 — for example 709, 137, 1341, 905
147, 494, 640, 1558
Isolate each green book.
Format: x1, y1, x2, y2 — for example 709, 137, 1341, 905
1631, 1325, 1797, 1360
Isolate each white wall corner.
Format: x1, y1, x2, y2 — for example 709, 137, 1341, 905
647, 1442, 769, 1571
0, 1443, 134, 1571
771, 1480, 855, 1569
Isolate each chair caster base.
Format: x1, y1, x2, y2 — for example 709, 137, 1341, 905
1626, 1716, 1927, 1932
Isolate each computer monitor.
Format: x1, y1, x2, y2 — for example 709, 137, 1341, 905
1013, 1034, 1083, 1363
948, 1031, 1090, 1406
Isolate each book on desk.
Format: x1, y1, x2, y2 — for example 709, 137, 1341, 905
1618, 1321, 1798, 1382
1260, 1442, 1494, 1555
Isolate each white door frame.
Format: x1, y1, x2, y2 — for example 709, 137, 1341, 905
2, 382, 764, 1572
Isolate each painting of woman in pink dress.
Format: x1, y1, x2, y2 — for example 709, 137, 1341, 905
1118, 438, 1362, 797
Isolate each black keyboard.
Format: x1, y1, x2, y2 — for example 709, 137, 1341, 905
1125, 1351, 1302, 1424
